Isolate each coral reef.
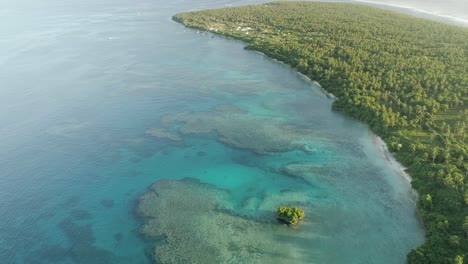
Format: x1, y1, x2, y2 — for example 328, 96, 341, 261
70, 209, 92, 220
138, 180, 313, 263
145, 128, 181, 142
100, 199, 115, 209
160, 107, 326, 154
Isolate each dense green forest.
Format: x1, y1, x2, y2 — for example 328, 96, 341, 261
173, 2, 468, 263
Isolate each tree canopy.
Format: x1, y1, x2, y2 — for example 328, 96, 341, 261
277, 206, 305, 226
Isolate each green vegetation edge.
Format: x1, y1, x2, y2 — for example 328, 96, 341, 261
173, 2, 468, 263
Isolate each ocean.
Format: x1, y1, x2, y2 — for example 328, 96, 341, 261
1, 0, 460, 262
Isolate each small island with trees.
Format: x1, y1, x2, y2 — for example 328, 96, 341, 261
173, 2, 467, 263
277, 206, 305, 227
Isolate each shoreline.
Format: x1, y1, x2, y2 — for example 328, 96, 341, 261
372, 135, 420, 205
372, 135, 412, 183
250, 50, 337, 100
176, 15, 417, 194
297, 72, 337, 100
181, 20, 420, 207
175, 14, 425, 214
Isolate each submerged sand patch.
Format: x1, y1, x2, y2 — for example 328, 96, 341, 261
138, 179, 317, 263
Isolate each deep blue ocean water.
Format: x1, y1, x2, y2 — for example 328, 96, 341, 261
0, 0, 450, 263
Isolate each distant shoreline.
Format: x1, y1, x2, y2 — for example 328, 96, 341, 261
181, 0, 468, 28
349, 0, 468, 27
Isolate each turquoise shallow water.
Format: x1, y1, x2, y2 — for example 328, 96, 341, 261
0, 0, 425, 263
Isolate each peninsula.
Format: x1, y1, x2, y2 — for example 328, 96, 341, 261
173, 2, 468, 263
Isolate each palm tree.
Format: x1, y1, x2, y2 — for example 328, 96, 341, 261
431, 147, 439, 163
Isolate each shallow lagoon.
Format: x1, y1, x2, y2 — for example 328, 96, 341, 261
0, 0, 425, 263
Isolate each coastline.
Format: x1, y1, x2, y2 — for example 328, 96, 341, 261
175, 20, 421, 211
372, 135, 413, 184
250, 49, 337, 100
297, 72, 337, 100
173, 3, 468, 260
174, 13, 417, 193
253, 42, 419, 201
251, 32, 417, 201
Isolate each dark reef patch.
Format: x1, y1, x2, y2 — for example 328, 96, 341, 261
57, 218, 116, 264
70, 209, 92, 220
100, 199, 115, 208
27, 245, 69, 263
61, 196, 80, 208
114, 232, 123, 242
